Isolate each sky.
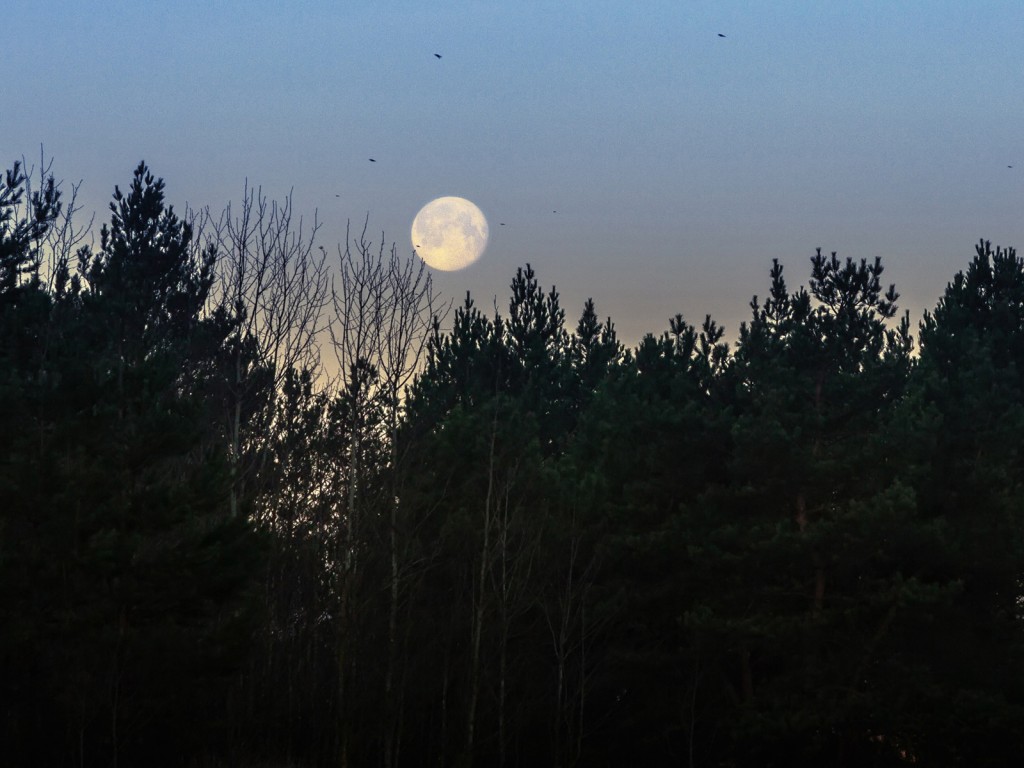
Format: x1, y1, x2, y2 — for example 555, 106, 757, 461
4, 0, 1023, 346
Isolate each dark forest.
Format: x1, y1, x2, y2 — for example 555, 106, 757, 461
3, 161, 1023, 767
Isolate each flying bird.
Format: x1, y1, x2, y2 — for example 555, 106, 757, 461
369, 158, 376, 162
434, 53, 442, 59
499, 222, 505, 226
718, 33, 726, 37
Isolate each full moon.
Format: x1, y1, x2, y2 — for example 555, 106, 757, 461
411, 197, 489, 271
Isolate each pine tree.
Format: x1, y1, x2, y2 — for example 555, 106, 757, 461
2, 163, 263, 766
681, 250, 931, 765
0, 160, 65, 761
572, 311, 731, 765
905, 239, 1024, 762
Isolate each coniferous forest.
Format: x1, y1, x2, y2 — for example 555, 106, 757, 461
3, 161, 1024, 767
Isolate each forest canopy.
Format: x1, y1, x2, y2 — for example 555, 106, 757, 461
2, 160, 1023, 767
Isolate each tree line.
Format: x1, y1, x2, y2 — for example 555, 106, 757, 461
2, 160, 1023, 767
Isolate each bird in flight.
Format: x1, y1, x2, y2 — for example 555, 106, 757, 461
434, 53, 442, 59
718, 33, 726, 38
369, 158, 376, 162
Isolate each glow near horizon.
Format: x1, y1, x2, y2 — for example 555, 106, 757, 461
1, 0, 1021, 345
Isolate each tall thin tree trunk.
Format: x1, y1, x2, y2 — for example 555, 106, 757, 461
465, 411, 497, 766
576, 600, 586, 767
440, 647, 449, 768
497, 499, 508, 768
383, 503, 399, 768
230, 348, 242, 518
687, 639, 699, 768
554, 622, 566, 767
337, 594, 349, 768
336, 403, 359, 768
384, 407, 402, 768
111, 607, 125, 768
740, 647, 754, 704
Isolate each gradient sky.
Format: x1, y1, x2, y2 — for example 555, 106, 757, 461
4, 0, 1023, 345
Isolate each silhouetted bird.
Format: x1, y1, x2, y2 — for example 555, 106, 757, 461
718, 33, 726, 37
434, 53, 442, 58
369, 158, 376, 162
500, 222, 505, 226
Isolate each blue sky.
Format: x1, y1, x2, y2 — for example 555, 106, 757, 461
4, 0, 1023, 344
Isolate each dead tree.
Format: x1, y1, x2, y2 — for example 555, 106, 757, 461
196, 182, 331, 520
329, 219, 445, 768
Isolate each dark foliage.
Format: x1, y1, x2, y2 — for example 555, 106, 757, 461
4, 160, 1023, 766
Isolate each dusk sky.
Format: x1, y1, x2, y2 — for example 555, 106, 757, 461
5, 0, 1023, 345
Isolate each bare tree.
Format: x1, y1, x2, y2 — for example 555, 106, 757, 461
16, 150, 93, 297
194, 183, 331, 518
489, 469, 538, 768
544, 505, 603, 768
462, 404, 498, 768
208, 182, 329, 377
329, 219, 446, 768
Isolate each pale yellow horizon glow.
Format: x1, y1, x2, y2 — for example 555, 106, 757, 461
411, 196, 489, 271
